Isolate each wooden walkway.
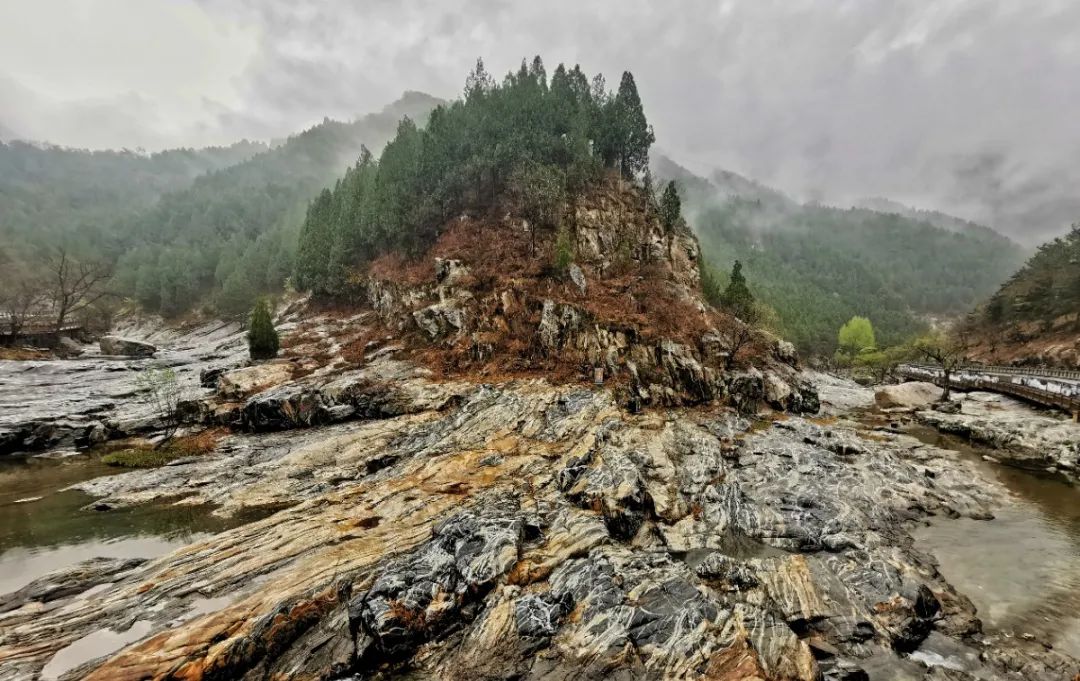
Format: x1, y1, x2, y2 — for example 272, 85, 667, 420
897, 363, 1080, 418
0, 314, 82, 344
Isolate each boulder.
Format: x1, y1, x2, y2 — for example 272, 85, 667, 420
434, 257, 470, 286
774, 339, 799, 366
57, 336, 85, 357
199, 366, 227, 389
413, 302, 467, 340
568, 263, 587, 294
99, 336, 156, 357
874, 381, 942, 409
217, 362, 295, 399
932, 399, 963, 414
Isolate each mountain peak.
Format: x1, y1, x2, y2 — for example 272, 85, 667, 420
378, 90, 447, 120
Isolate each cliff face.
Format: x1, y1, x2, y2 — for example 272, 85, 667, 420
353, 178, 817, 414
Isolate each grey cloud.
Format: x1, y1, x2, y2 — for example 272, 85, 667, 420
3, 0, 1080, 243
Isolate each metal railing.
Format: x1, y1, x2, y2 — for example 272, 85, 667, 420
901, 362, 1080, 382
897, 363, 1080, 415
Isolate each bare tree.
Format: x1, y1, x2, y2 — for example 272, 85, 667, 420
913, 330, 971, 401
49, 248, 111, 332
722, 323, 756, 370
135, 366, 184, 445
0, 266, 46, 337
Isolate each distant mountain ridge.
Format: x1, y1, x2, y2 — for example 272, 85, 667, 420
653, 154, 1026, 354
0, 138, 268, 260
1, 91, 446, 319
855, 196, 1018, 246
110, 91, 446, 316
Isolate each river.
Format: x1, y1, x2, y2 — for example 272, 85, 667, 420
0, 320, 256, 596
908, 425, 1080, 660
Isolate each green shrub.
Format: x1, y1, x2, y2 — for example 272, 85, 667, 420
102, 447, 182, 468
553, 226, 574, 275
248, 298, 280, 360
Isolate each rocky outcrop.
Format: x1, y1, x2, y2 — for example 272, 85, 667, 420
875, 381, 943, 409
239, 358, 470, 432
339, 180, 816, 416
0, 316, 258, 456
916, 391, 1080, 478
6, 371, 1075, 680
805, 370, 876, 415
216, 362, 295, 399
98, 336, 156, 357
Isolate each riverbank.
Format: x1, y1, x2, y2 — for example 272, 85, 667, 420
3, 315, 1080, 679
1, 345, 1078, 679
915, 390, 1080, 480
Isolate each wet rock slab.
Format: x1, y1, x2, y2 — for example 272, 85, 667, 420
2, 373, 1077, 680
916, 391, 1080, 478
0, 319, 251, 456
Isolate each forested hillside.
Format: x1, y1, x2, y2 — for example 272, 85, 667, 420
295, 58, 655, 293
0, 91, 443, 322
111, 91, 443, 316
964, 225, 1080, 368
656, 156, 1027, 354
0, 139, 265, 260
978, 225, 1080, 327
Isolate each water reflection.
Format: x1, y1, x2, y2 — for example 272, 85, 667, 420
909, 426, 1080, 659
0, 454, 266, 596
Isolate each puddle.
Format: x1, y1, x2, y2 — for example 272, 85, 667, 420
0, 454, 271, 597
40, 620, 154, 680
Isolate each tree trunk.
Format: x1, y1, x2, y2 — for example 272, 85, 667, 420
941, 368, 952, 401
55, 302, 69, 333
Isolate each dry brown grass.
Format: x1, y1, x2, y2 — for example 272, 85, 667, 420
310, 179, 777, 388
367, 252, 433, 286
0, 346, 52, 360
101, 428, 225, 468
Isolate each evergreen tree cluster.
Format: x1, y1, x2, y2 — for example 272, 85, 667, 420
978, 224, 1080, 330
294, 57, 655, 295
687, 193, 1024, 355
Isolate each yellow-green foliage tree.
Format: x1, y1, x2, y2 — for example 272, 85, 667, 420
837, 316, 876, 358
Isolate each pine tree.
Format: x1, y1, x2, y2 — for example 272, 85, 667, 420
613, 71, 655, 178
660, 181, 681, 232
721, 260, 755, 320
247, 298, 280, 360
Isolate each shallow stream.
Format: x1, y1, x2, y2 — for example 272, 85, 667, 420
908, 425, 1080, 659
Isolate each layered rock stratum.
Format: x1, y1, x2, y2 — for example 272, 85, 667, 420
1, 351, 1078, 679
1, 180, 1078, 680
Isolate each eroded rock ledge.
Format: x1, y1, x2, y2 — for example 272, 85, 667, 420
914, 391, 1080, 480
2, 371, 1075, 680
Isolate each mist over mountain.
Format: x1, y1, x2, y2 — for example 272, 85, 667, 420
4, 2, 1078, 244
655, 154, 1026, 354
1, 91, 444, 319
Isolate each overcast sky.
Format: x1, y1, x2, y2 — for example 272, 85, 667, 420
2, 0, 1078, 244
